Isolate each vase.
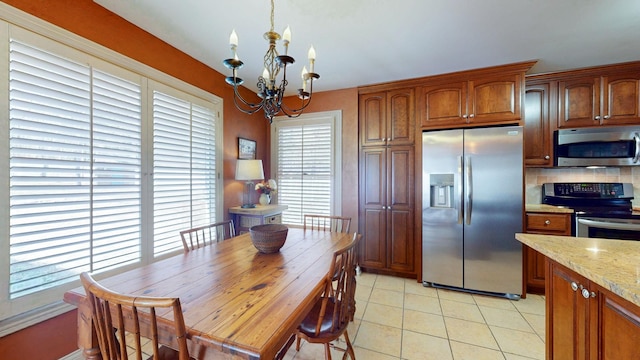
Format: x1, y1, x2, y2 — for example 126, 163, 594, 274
259, 193, 270, 205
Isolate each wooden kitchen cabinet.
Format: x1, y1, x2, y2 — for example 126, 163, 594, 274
547, 260, 640, 360
359, 88, 415, 147
524, 212, 571, 294
524, 81, 555, 167
419, 73, 523, 129
418, 61, 535, 130
557, 64, 640, 128
359, 145, 415, 275
358, 84, 416, 277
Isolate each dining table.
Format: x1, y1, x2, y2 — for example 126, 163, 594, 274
63, 227, 354, 360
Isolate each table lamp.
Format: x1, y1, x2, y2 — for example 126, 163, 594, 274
235, 159, 265, 208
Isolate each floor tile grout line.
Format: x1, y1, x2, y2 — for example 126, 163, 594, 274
353, 274, 546, 360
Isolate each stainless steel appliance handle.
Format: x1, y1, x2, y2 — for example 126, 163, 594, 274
578, 218, 640, 231
458, 156, 463, 224
634, 133, 640, 163
465, 156, 472, 225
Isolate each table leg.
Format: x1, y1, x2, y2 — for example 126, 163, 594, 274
76, 299, 101, 360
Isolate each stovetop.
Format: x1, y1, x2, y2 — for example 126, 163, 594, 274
542, 182, 636, 218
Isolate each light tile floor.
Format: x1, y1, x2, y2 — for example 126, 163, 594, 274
283, 273, 546, 360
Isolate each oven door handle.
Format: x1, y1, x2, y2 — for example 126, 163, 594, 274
634, 132, 640, 163
578, 218, 640, 231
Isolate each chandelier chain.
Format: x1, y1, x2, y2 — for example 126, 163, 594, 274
270, 0, 275, 32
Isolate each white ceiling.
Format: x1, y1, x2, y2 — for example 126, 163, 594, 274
93, 0, 640, 95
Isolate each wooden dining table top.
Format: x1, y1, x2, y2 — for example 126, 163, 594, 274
64, 227, 354, 360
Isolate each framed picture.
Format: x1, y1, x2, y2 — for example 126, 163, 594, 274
238, 137, 257, 159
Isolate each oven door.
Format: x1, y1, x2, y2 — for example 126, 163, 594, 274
576, 216, 640, 240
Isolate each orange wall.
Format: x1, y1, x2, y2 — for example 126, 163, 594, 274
0, 309, 78, 359
0, 1, 359, 358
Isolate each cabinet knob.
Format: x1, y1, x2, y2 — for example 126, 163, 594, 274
581, 288, 596, 299
544, 155, 550, 160
595, 115, 601, 120
603, 115, 610, 119
469, 113, 475, 118
571, 282, 579, 291
545, 220, 551, 225
462, 114, 468, 119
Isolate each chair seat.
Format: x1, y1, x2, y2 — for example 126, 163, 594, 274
298, 297, 348, 341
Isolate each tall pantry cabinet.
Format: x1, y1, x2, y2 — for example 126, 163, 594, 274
359, 88, 416, 276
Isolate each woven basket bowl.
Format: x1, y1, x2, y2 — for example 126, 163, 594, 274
249, 224, 288, 253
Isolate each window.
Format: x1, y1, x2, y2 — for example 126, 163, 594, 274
151, 83, 218, 257
8, 36, 143, 303
272, 111, 342, 225
0, 19, 222, 321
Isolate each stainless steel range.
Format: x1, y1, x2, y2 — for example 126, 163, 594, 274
542, 182, 640, 240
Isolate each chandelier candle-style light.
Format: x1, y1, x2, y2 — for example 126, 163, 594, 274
222, 0, 320, 123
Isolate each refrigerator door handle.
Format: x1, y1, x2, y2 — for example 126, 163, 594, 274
465, 156, 472, 225
458, 156, 464, 224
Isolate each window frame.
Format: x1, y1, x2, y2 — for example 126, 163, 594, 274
271, 110, 343, 226
0, 4, 223, 330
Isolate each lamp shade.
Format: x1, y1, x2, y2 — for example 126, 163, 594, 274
235, 159, 264, 181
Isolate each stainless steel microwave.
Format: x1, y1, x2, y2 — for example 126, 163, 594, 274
554, 126, 640, 167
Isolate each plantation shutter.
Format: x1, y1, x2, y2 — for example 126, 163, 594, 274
8, 39, 142, 299
276, 122, 333, 225
152, 89, 217, 256
91, 69, 142, 271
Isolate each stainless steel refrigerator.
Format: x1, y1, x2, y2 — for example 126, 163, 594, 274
422, 126, 523, 299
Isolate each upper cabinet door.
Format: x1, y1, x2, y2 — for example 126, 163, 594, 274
524, 83, 553, 167
468, 73, 522, 123
419, 81, 468, 128
558, 77, 601, 128
359, 92, 387, 146
360, 89, 415, 147
602, 73, 640, 126
387, 88, 415, 146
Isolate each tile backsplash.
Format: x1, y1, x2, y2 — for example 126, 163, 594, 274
525, 167, 640, 208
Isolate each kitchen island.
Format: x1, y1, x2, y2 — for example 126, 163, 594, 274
515, 233, 640, 359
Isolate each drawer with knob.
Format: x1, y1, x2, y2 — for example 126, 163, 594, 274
524, 211, 573, 295
525, 213, 572, 234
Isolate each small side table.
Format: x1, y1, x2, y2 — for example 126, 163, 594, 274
229, 204, 289, 234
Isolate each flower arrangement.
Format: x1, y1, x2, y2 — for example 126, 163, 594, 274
255, 179, 277, 194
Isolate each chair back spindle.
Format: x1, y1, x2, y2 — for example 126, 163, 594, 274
180, 220, 235, 251
293, 233, 361, 359
80, 272, 190, 360
303, 214, 351, 233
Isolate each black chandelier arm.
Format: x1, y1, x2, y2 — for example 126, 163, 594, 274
229, 82, 266, 115
278, 77, 316, 117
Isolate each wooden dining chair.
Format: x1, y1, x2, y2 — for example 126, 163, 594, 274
303, 214, 351, 233
180, 220, 235, 251
80, 272, 191, 360
294, 233, 361, 359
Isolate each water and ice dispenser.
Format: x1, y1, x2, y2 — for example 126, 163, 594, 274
429, 174, 454, 208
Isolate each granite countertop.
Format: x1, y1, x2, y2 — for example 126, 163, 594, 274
515, 233, 640, 307
525, 204, 574, 214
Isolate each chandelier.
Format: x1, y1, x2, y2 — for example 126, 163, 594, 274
222, 0, 320, 123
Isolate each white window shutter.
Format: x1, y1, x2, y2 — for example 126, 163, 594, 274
91, 69, 142, 272
276, 122, 333, 225
152, 90, 217, 256
8, 40, 142, 299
